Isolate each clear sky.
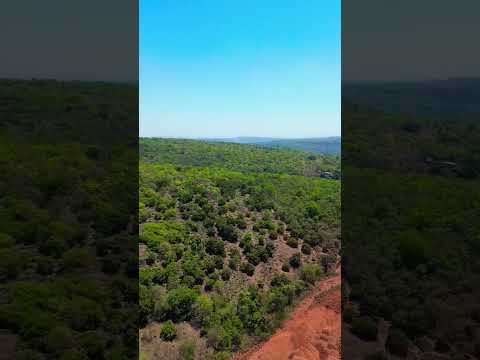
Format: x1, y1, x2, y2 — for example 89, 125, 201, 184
140, 0, 340, 138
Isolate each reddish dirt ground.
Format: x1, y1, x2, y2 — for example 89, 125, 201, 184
235, 267, 341, 360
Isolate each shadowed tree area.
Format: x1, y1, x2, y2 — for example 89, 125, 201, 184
0, 79, 139, 359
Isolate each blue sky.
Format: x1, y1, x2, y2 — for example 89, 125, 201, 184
140, 0, 340, 138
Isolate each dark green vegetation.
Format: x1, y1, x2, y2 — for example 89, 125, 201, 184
140, 138, 340, 179
0, 79, 138, 359
205, 137, 341, 155
343, 103, 480, 358
139, 139, 340, 358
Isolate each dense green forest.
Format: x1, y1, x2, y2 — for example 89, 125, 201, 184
0, 79, 138, 359
140, 138, 340, 179
342, 104, 480, 358
139, 139, 340, 359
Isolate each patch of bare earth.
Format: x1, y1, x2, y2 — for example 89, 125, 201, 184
234, 269, 341, 360
140, 322, 212, 360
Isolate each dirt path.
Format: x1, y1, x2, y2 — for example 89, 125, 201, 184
234, 267, 341, 360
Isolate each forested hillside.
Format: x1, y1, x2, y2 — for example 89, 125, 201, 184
140, 138, 340, 179
139, 142, 340, 359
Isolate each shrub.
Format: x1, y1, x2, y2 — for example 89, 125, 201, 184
204, 278, 215, 292
179, 340, 196, 360
270, 274, 288, 287
240, 233, 253, 252
246, 251, 260, 266
229, 257, 239, 270
301, 243, 312, 255
146, 251, 156, 265
351, 317, 378, 341
205, 238, 225, 256
281, 263, 290, 272
286, 237, 298, 248
321, 254, 337, 272
166, 287, 198, 321
299, 264, 323, 284
240, 262, 255, 276
160, 320, 177, 341
191, 295, 214, 328
221, 268, 232, 281
217, 221, 237, 243
266, 242, 275, 257
289, 253, 301, 268
213, 256, 224, 269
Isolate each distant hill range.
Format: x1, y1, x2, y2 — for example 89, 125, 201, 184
203, 136, 341, 155
343, 78, 480, 120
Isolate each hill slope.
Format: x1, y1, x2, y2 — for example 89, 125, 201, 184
139, 141, 340, 359
140, 138, 340, 179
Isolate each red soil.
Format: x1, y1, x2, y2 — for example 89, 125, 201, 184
235, 268, 341, 360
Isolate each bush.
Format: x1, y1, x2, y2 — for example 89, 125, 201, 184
206, 238, 225, 256
289, 253, 301, 268
240, 262, 255, 276
301, 243, 312, 255
228, 257, 239, 270
180, 340, 196, 360
217, 221, 237, 242
299, 264, 323, 284
221, 268, 232, 281
191, 295, 214, 328
204, 278, 215, 292
286, 237, 298, 248
321, 254, 337, 272
166, 287, 198, 321
281, 263, 290, 272
160, 320, 177, 341
351, 317, 378, 341
271, 274, 290, 287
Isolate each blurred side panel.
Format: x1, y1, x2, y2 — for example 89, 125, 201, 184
342, 1, 480, 359
0, 1, 138, 359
